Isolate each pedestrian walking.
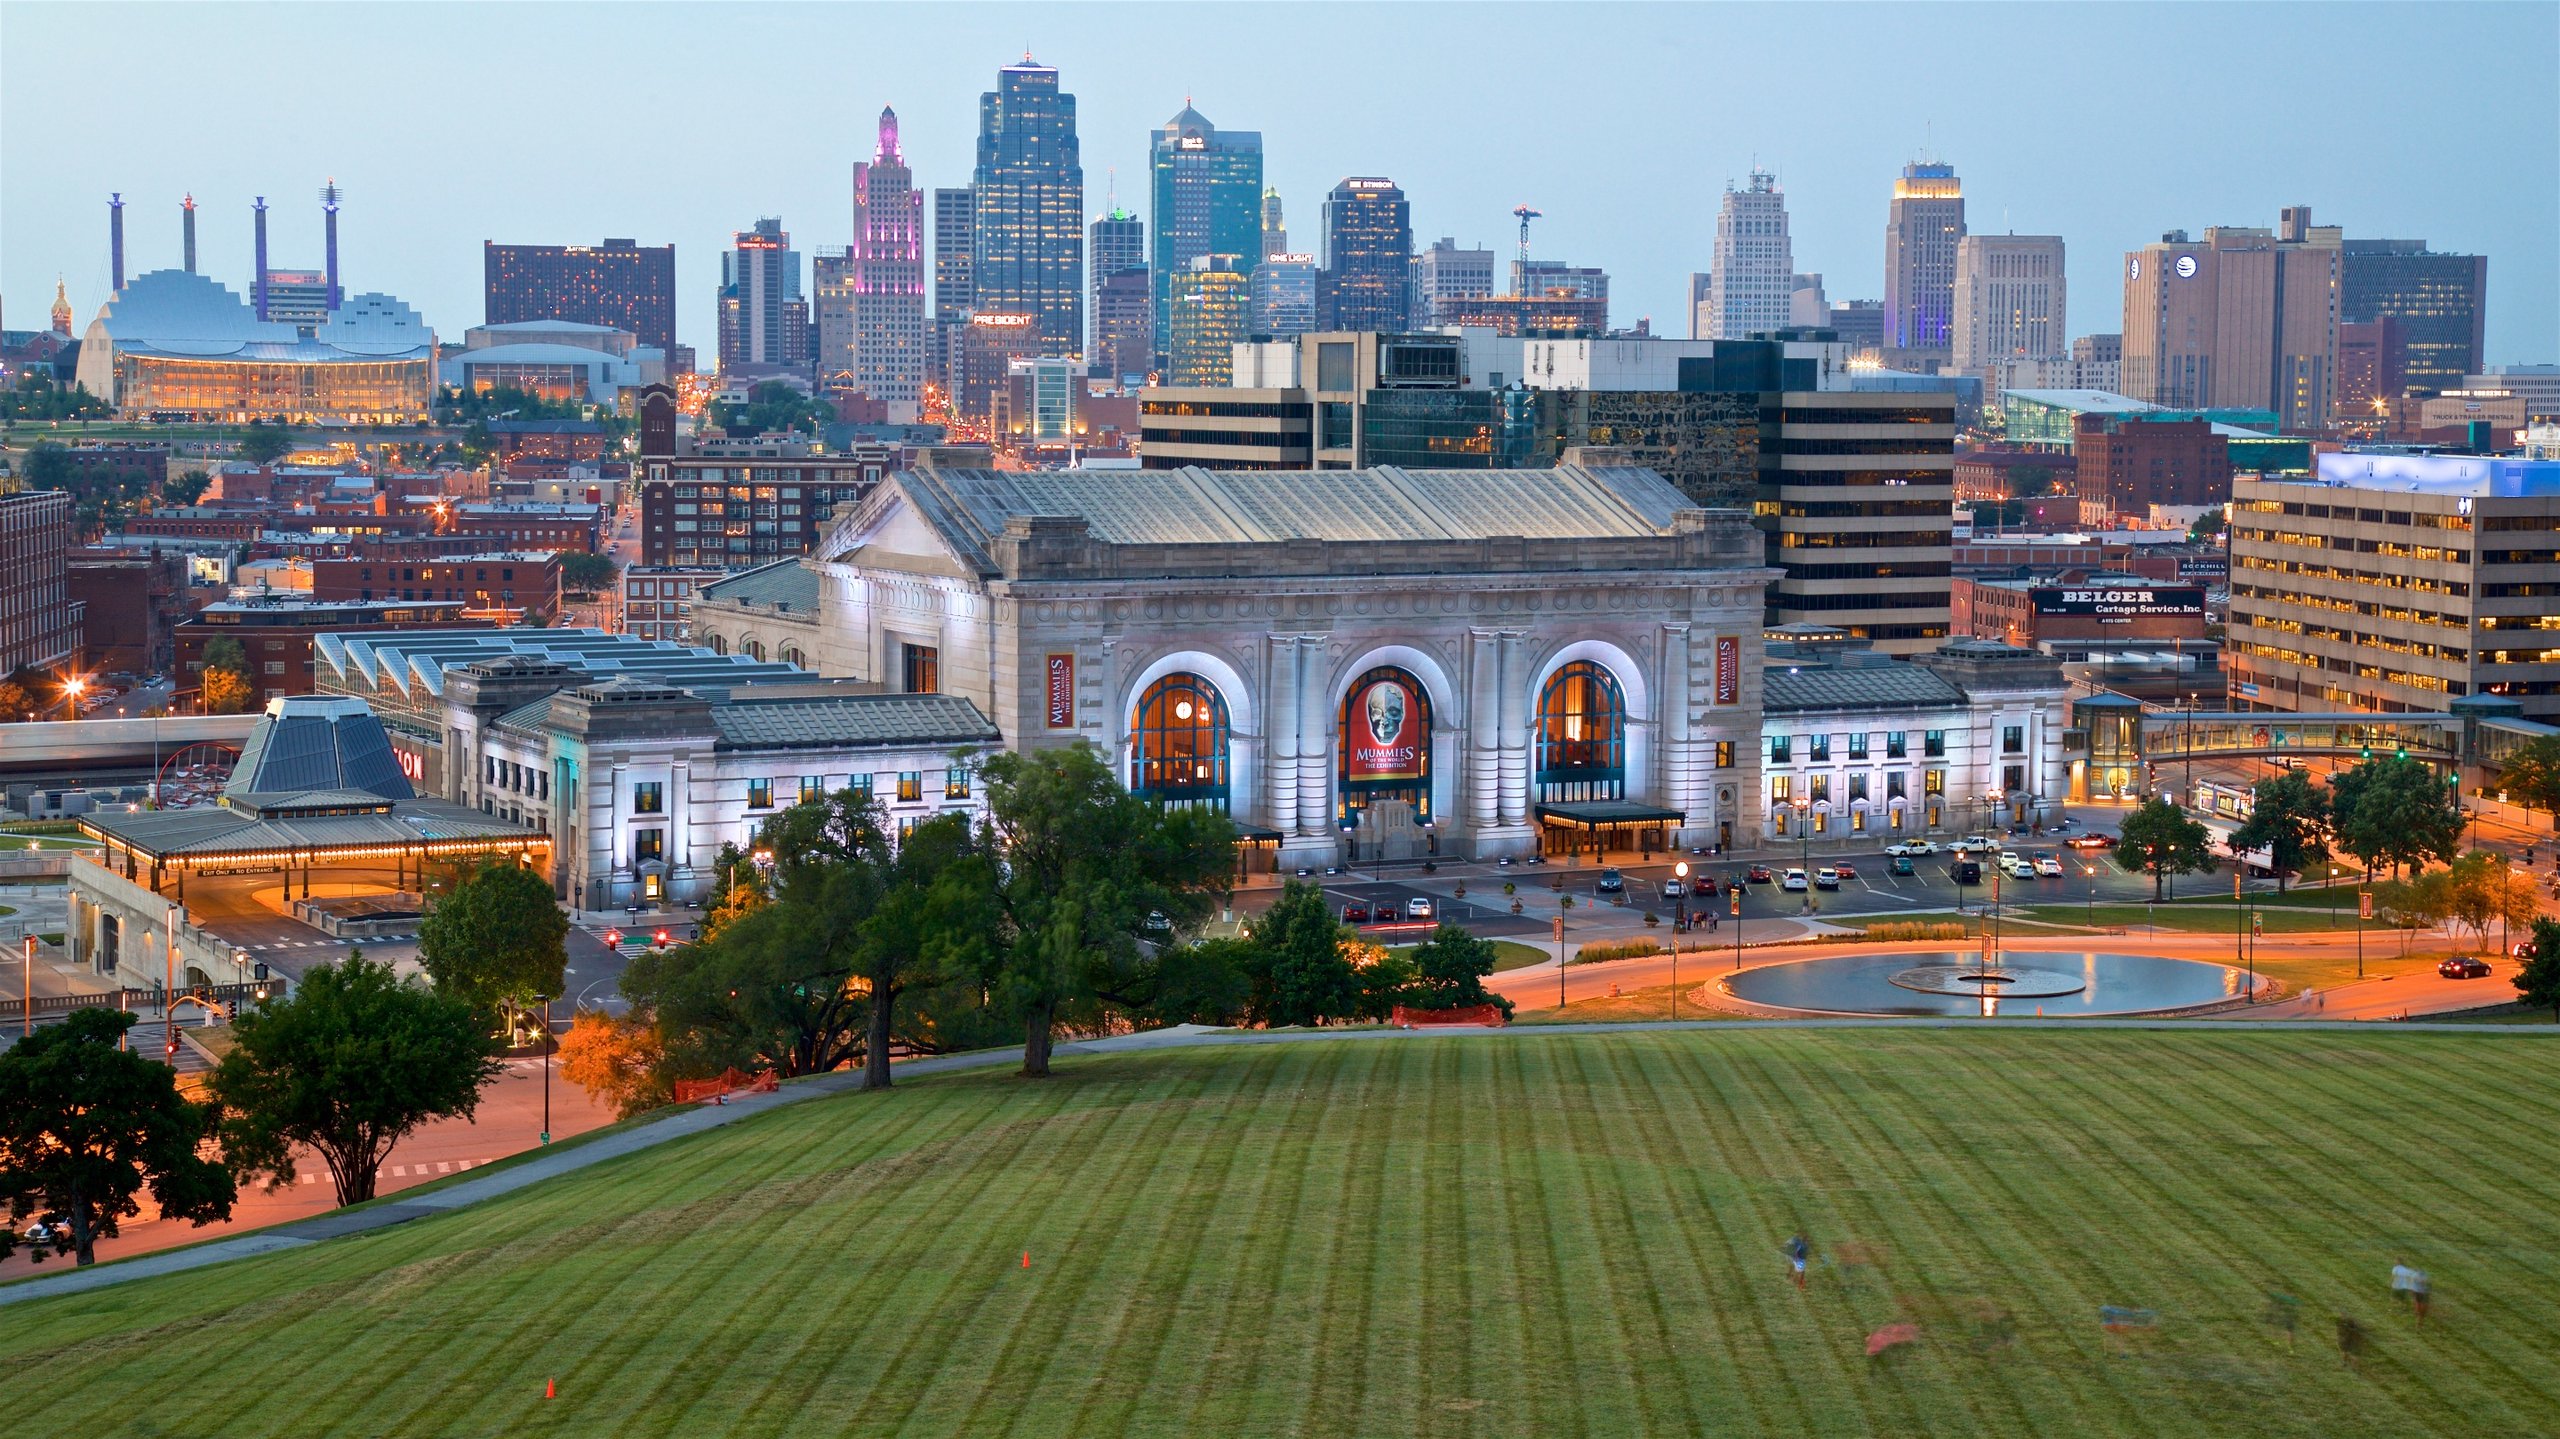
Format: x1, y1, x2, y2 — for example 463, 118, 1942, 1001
1786, 1233, 1810, 1289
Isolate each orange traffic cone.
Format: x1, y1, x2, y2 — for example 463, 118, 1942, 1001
1021, 1251, 1030, 1269
545, 1378, 556, 1400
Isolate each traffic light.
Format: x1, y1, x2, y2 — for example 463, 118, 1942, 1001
603, 928, 622, 948
2359, 747, 2371, 760
654, 928, 672, 947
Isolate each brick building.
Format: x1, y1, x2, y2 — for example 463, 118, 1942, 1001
1952, 572, 2208, 655
70, 548, 189, 676
1952, 444, 2073, 503
310, 551, 563, 623
636, 455, 884, 567
447, 503, 602, 553
0, 491, 82, 679
177, 596, 492, 709
2073, 413, 2230, 527
486, 419, 611, 465
619, 564, 723, 643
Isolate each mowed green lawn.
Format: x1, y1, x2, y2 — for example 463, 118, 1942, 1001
9, 1030, 2560, 1437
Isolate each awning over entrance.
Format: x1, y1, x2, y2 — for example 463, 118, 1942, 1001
1231, 822, 1285, 844
1534, 801, 1687, 829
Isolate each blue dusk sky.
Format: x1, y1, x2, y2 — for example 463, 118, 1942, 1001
5, 2, 2553, 364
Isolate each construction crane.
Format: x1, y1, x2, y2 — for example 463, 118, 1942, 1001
1512, 204, 1542, 264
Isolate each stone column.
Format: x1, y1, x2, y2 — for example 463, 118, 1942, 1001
1497, 632, 1528, 828
1467, 629, 1500, 839
1656, 623, 1693, 840
1297, 635, 1331, 839
1266, 632, 1300, 836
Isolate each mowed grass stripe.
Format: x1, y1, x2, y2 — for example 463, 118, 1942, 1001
12, 1030, 2560, 1438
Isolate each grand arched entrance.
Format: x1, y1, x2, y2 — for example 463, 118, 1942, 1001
1130, 673, 1231, 812
1535, 660, 1625, 802
1337, 665, 1432, 830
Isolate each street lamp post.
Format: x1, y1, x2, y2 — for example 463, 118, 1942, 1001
1672, 861, 1688, 1021
1984, 788, 2006, 963
2084, 862, 2098, 927
1793, 796, 1814, 914
59, 674, 87, 723
534, 992, 553, 1143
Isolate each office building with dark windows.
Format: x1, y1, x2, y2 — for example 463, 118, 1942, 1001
482, 239, 677, 354
1089, 206, 1145, 368
1319, 177, 1414, 332
1758, 386, 1957, 655
2340, 239, 2488, 395
0, 491, 81, 679
971, 56, 1085, 359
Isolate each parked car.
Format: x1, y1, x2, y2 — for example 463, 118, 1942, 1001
1952, 835, 1994, 854
2439, 956, 2493, 979
1406, 897, 1435, 921
2065, 833, 2114, 849
1888, 855, 1917, 876
1948, 859, 1983, 885
2514, 940, 2539, 959
1832, 861, 1858, 879
1999, 854, 2035, 880
1143, 911, 1173, 934
1342, 903, 1371, 923
1887, 840, 1937, 857
1745, 864, 1775, 883
1692, 874, 1718, 897
1813, 867, 1842, 890
1781, 867, 1810, 891
2033, 854, 2064, 877
1660, 879, 1685, 902
1596, 867, 1625, 894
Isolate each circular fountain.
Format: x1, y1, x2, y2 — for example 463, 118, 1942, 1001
1721, 951, 2254, 1017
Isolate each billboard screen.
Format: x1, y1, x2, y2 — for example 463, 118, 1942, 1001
2032, 585, 2206, 620
1346, 676, 1427, 781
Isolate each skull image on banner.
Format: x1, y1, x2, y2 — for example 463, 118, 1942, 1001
1348, 676, 1425, 781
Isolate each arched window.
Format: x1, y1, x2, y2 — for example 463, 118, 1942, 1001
745, 639, 767, 661
1536, 660, 1626, 802
780, 647, 805, 669
1338, 666, 1432, 828
705, 635, 728, 655
1130, 673, 1229, 811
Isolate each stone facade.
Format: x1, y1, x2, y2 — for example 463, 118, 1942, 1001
810, 465, 1780, 866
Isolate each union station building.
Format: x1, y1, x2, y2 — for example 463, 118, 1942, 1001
809, 463, 1780, 868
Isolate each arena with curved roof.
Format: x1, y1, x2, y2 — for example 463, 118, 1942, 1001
76, 269, 437, 422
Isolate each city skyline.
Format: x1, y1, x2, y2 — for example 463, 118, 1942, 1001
4, 2, 2554, 365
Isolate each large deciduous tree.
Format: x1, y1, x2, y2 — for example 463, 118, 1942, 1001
2515, 917, 2560, 1022
418, 858, 569, 1027
210, 953, 505, 1206
557, 1009, 669, 1120
1406, 923, 1515, 1017
2496, 733, 2560, 828
2116, 798, 2214, 900
1241, 880, 1361, 1028
0, 1008, 235, 1266
2329, 756, 2463, 879
978, 745, 1235, 1076
2229, 770, 2331, 890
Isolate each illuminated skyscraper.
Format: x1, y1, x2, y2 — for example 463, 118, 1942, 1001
485, 239, 677, 353
719, 218, 805, 371
1261, 187, 1288, 259
1320, 177, 1413, 331
2341, 239, 2488, 392
2121, 207, 2341, 432
1951, 234, 2066, 373
1884, 161, 1965, 352
1165, 254, 1249, 386
971, 55, 1084, 358
1707, 170, 1792, 340
847, 106, 926, 419
1149, 104, 1262, 356
1090, 205, 1144, 361
1417, 237, 1495, 325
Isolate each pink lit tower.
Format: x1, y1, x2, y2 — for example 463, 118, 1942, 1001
849, 105, 926, 422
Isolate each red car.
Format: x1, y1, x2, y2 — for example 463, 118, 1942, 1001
1832, 862, 1858, 879
1342, 904, 1371, 924
1691, 875, 1718, 897
1745, 864, 1775, 883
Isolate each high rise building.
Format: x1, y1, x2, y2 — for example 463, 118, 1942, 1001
1827, 300, 1886, 352
1260, 187, 1288, 259
1789, 273, 1829, 329
971, 56, 1084, 359
1165, 254, 1249, 386
2122, 207, 2341, 432
2341, 239, 2488, 393
1707, 171, 1792, 340
1884, 161, 1965, 352
831, 107, 928, 420
1149, 104, 1262, 357
1319, 177, 1413, 332
1092, 267, 1153, 384
931, 187, 975, 317
1511, 259, 1608, 303
1249, 253, 1319, 339
1418, 237, 1496, 325
1951, 234, 2066, 373
718, 218, 804, 371
814, 250, 855, 391
484, 239, 678, 354
1689, 272, 1712, 341
1761, 380, 1957, 654
1090, 206, 1145, 360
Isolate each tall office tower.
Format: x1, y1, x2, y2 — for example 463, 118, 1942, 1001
1149, 105, 1262, 358
1090, 206, 1145, 359
1707, 170, 1792, 339
718, 217, 803, 369
1761, 384, 1957, 655
1260, 187, 1288, 259
1249, 253, 1319, 338
1951, 234, 2066, 373
2341, 238, 2488, 393
814, 251, 856, 392
972, 55, 1085, 358
1884, 161, 1965, 352
1689, 272, 1712, 340
1789, 273, 1828, 328
1511, 259, 1608, 304
1092, 266, 1153, 384
484, 239, 679, 353
1165, 254, 1249, 386
2122, 207, 2341, 432
1319, 177, 1414, 331
932, 187, 975, 317
845, 106, 927, 420
1418, 237, 1495, 324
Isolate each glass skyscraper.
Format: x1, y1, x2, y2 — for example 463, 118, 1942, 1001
2341, 239, 2488, 392
1320, 177, 1414, 332
1089, 206, 1144, 361
971, 56, 1084, 358
1149, 105, 1263, 357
